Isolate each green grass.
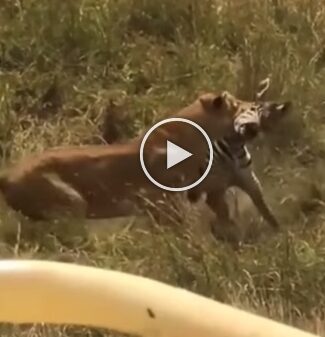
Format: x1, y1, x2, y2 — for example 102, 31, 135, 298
1, 0, 325, 336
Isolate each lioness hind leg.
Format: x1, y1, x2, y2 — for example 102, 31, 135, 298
2, 173, 88, 243
7, 173, 87, 221
43, 173, 87, 220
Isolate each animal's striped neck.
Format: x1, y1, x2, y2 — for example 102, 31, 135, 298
213, 134, 252, 169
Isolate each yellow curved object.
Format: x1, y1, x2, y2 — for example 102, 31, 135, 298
0, 259, 318, 337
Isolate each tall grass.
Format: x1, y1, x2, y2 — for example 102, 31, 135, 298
1, 0, 325, 336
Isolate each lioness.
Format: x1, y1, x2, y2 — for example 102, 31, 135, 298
0, 91, 248, 221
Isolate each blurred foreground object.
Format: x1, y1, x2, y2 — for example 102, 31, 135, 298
0, 259, 318, 337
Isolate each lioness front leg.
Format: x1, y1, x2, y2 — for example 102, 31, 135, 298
187, 186, 205, 203
206, 190, 240, 246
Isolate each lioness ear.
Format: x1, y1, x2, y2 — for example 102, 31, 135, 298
199, 93, 223, 112
211, 95, 224, 109
199, 91, 230, 112
255, 77, 271, 100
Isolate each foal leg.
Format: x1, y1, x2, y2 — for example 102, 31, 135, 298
236, 169, 280, 230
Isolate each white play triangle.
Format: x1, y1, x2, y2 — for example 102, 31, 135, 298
166, 140, 193, 169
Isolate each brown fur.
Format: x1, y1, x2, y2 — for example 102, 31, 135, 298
0, 91, 245, 221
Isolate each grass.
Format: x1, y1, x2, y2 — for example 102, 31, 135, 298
1, 0, 325, 336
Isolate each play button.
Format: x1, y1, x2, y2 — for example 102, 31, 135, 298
166, 140, 192, 169
140, 117, 213, 192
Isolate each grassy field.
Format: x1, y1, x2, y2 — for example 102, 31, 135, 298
1, 0, 325, 336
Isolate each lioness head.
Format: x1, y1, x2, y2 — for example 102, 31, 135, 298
198, 91, 241, 116
196, 82, 291, 141
198, 91, 247, 131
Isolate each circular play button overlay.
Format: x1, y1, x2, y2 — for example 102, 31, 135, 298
139, 117, 213, 192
